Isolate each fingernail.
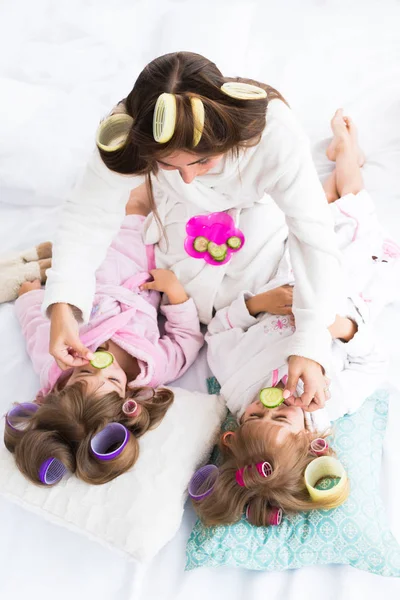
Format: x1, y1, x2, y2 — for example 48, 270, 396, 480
283, 390, 291, 400
282, 375, 288, 386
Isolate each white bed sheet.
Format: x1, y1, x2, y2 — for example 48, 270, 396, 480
1, 0, 400, 598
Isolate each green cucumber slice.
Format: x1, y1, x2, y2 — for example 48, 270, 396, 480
193, 236, 209, 252
90, 350, 114, 369
227, 236, 242, 249
208, 242, 227, 261
259, 387, 284, 408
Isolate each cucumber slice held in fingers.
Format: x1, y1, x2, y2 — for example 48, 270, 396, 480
90, 351, 114, 369
227, 236, 242, 250
193, 236, 209, 253
208, 242, 227, 262
259, 387, 285, 408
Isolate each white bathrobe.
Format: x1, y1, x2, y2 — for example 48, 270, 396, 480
206, 189, 399, 429
44, 99, 341, 372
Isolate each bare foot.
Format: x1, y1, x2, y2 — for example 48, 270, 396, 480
326, 109, 365, 166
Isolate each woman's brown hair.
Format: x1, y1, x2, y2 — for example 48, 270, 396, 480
97, 51, 287, 226
192, 420, 349, 527
4, 382, 174, 486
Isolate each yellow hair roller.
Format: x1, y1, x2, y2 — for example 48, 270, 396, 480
221, 82, 267, 100
304, 456, 348, 505
153, 93, 177, 143
96, 114, 133, 152
190, 97, 205, 147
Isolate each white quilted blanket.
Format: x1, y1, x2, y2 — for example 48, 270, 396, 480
0, 387, 226, 562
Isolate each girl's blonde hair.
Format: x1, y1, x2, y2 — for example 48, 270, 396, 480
4, 382, 173, 486
192, 420, 349, 527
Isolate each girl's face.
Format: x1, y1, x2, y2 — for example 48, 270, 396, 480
67, 354, 127, 398
157, 151, 223, 184
241, 398, 305, 443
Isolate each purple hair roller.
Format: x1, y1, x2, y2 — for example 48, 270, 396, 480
90, 423, 129, 461
6, 403, 39, 431
188, 464, 219, 501
310, 438, 328, 456
39, 458, 67, 485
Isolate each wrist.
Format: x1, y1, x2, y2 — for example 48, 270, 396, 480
165, 284, 189, 305
49, 302, 82, 321
245, 294, 264, 317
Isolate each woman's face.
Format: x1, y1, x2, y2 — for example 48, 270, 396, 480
157, 151, 223, 184
241, 397, 305, 443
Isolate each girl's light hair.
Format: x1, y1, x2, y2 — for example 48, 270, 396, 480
4, 382, 173, 486
192, 420, 349, 527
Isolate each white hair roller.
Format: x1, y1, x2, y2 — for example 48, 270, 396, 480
221, 82, 267, 100
96, 114, 133, 152
304, 456, 348, 503
153, 93, 177, 143
190, 97, 205, 147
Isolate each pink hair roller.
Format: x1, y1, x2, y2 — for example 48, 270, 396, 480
236, 461, 273, 487
245, 504, 282, 526
269, 506, 283, 526
122, 400, 140, 417
310, 438, 328, 456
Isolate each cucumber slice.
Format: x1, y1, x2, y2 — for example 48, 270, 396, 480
227, 236, 242, 249
208, 242, 227, 261
193, 236, 209, 253
90, 351, 114, 369
259, 387, 284, 408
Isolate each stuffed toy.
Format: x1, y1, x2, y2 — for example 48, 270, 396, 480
0, 242, 52, 303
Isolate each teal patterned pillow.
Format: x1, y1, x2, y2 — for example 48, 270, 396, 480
186, 388, 400, 577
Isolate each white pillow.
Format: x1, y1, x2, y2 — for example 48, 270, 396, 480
0, 387, 225, 562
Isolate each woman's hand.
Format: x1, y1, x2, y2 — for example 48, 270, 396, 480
284, 355, 328, 412
49, 303, 94, 370
245, 285, 293, 316
141, 269, 189, 305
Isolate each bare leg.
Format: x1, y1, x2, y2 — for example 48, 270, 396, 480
326, 109, 364, 198
323, 170, 339, 204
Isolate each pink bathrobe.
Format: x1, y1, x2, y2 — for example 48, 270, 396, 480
15, 215, 204, 394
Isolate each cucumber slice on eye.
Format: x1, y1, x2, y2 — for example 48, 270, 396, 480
259, 387, 284, 408
90, 351, 114, 369
227, 236, 242, 249
193, 236, 209, 252
208, 242, 227, 261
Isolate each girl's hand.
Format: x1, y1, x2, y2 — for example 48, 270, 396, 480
246, 285, 293, 316
141, 269, 189, 305
49, 303, 94, 370
283, 355, 327, 412
18, 280, 42, 297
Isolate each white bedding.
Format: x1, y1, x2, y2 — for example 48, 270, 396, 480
1, 0, 400, 598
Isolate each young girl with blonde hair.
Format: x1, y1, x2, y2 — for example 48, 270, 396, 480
189, 110, 397, 527
4, 211, 203, 486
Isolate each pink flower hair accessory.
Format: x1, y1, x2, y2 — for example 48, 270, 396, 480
184, 211, 245, 266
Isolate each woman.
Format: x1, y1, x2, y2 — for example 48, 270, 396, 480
45, 51, 341, 411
